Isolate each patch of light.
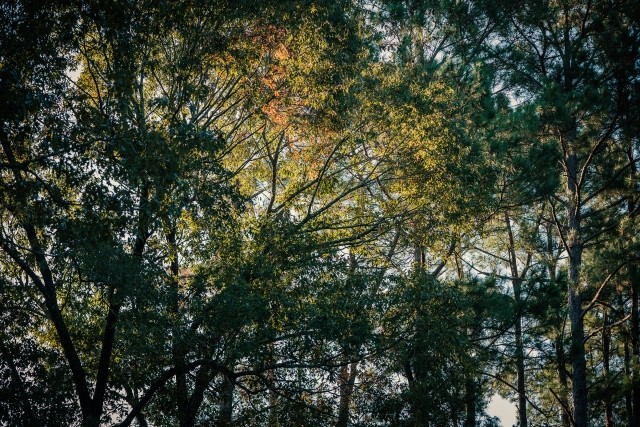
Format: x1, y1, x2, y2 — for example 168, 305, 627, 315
487, 394, 517, 427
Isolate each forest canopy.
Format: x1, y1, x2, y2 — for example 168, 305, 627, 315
0, 1, 639, 426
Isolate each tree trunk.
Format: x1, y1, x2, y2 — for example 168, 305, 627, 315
464, 378, 476, 427
454, 248, 476, 427
123, 385, 149, 427
625, 338, 634, 427
184, 367, 213, 427
556, 332, 571, 427
166, 227, 191, 427
219, 374, 234, 426
565, 149, 588, 427
403, 360, 423, 427
0, 136, 99, 426
506, 212, 527, 427
568, 286, 587, 427
602, 311, 613, 427
627, 145, 640, 427
414, 246, 425, 267
266, 345, 278, 426
514, 317, 527, 427
336, 362, 358, 427
630, 266, 640, 427
547, 224, 570, 427
617, 292, 635, 427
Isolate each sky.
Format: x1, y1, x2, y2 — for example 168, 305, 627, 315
487, 394, 517, 427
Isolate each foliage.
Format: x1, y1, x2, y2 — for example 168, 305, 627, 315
1, 0, 639, 426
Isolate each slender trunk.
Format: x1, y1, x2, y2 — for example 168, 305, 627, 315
560, 9, 588, 422
506, 212, 527, 427
514, 318, 527, 427
414, 246, 425, 267
93, 281, 125, 417
464, 378, 476, 427
166, 227, 190, 427
569, 286, 587, 427
556, 332, 571, 427
454, 248, 476, 427
91, 180, 153, 421
336, 362, 358, 427
565, 149, 588, 427
627, 145, 640, 427
618, 291, 634, 427
335, 255, 360, 427
266, 345, 278, 426
602, 310, 613, 427
625, 338, 634, 427
631, 276, 640, 427
43, 288, 97, 425
547, 223, 570, 427
459, 251, 474, 425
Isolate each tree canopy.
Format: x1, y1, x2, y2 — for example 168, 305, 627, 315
1, 1, 639, 426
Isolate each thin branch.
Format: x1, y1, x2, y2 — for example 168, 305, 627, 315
584, 314, 631, 344
582, 260, 632, 318
548, 197, 571, 258
549, 387, 576, 427
482, 371, 551, 419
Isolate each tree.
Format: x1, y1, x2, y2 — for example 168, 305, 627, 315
488, 1, 640, 424
5, 1, 639, 425
1, 1, 375, 425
